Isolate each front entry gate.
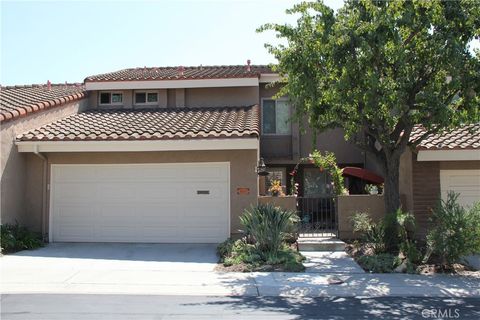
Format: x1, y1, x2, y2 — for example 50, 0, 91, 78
296, 197, 338, 237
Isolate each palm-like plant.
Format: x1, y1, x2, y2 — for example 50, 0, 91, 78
240, 204, 297, 260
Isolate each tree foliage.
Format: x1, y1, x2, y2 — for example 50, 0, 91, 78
259, 0, 480, 220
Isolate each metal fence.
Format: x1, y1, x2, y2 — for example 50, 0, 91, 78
296, 197, 338, 238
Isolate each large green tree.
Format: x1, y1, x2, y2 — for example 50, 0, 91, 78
259, 0, 479, 246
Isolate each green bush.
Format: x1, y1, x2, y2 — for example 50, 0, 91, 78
216, 238, 304, 271
1, 223, 43, 253
351, 212, 386, 253
351, 209, 420, 260
240, 204, 298, 259
357, 253, 401, 273
426, 192, 480, 266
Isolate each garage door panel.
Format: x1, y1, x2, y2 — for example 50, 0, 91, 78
440, 170, 480, 209
52, 166, 98, 183
51, 163, 229, 243
53, 183, 98, 203
183, 184, 227, 200
95, 166, 178, 181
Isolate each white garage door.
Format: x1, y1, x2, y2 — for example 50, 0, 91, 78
50, 163, 230, 243
440, 170, 480, 208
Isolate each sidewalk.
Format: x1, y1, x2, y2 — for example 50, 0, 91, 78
2, 267, 478, 298
2, 245, 478, 298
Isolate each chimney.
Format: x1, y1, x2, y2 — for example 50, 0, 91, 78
246, 59, 251, 72
47, 80, 51, 91
178, 66, 185, 76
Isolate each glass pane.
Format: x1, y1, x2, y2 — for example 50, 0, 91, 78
111, 93, 123, 103
266, 169, 285, 195
135, 93, 146, 104
147, 93, 158, 102
262, 100, 276, 134
100, 93, 110, 104
303, 168, 330, 197
276, 100, 291, 134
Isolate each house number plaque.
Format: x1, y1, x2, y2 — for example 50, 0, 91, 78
236, 187, 250, 195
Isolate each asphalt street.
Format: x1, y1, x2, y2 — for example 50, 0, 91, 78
1, 294, 479, 320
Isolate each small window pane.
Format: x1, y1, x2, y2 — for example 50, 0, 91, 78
135, 93, 146, 104
262, 100, 276, 134
111, 93, 123, 103
276, 100, 291, 134
303, 168, 331, 197
265, 168, 286, 195
100, 93, 110, 104
147, 92, 158, 103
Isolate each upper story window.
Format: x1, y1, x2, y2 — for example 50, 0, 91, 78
135, 91, 158, 105
99, 92, 123, 105
262, 99, 291, 135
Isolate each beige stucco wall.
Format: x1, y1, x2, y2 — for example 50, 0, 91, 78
184, 87, 259, 107
258, 196, 297, 212
89, 90, 168, 109
337, 195, 385, 239
24, 150, 258, 239
0, 99, 88, 228
88, 87, 258, 109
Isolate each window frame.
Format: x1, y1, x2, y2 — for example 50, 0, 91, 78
260, 97, 292, 136
134, 90, 159, 106
98, 91, 124, 106
265, 167, 287, 195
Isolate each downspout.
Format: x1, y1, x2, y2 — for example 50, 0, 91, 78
33, 145, 48, 242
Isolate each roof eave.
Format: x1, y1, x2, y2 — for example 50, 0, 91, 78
16, 137, 259, 153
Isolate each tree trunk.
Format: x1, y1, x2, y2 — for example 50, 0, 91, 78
384, 155, 401, 214
383, 153, 402, 251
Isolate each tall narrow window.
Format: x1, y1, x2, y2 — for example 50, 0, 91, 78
262, 99, 291, 135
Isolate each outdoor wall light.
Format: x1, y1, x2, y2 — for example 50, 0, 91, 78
256, 157, 270, 176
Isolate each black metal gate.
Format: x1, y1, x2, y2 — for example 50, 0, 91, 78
296, 197, 338, 237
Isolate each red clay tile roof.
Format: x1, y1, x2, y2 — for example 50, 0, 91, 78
85, 65, 274, 82
411, 123, 480, 150
0, 84, 86, 124
17, 105, 259, 141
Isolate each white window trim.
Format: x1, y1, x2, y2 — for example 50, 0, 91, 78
134, 90, 159, 106
99, 91, 124, 106
260, 97, 292, 136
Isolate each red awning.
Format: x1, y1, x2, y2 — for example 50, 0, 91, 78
342, 167, 384, 184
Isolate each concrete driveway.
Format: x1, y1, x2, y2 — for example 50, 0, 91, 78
1, 243, 257, 296
2, 243, 219, 271
2, 243, 478, 298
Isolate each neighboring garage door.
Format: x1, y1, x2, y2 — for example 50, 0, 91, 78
50, 163, 230, 243
440, 170, 480, 208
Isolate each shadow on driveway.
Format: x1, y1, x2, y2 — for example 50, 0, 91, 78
9, 242, 219, 263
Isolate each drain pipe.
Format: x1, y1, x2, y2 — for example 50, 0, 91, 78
33, 145, 48, 242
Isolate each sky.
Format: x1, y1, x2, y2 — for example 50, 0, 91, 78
1, 0, 477, 86
0, 0, 343, 85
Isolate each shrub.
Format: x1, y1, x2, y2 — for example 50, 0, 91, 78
426, 192, 480, 266
351, 209, 420, 260
1, 223, 43, 253
240, 204, 298, 259
357, 253, 401, 273
216, 238, 304, 271
351, 212, 386, 253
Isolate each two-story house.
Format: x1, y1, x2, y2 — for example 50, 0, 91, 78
5, 65, 369, 243
3, 64, 478, 244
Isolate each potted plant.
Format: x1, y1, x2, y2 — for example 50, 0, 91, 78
268, 180, 285, 197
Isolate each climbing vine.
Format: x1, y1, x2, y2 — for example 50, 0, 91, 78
289, 150, 347, 196
310, 150, 347, 196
